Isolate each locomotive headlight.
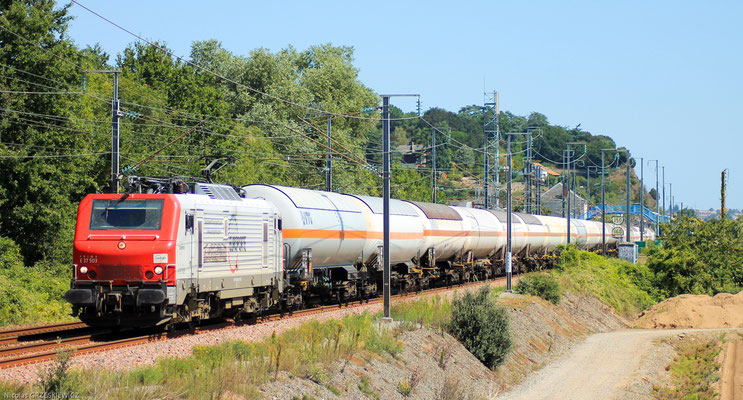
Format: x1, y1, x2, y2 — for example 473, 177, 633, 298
117, 241, 126, 250
79, 266, 88, 275
154, 266, 163, 275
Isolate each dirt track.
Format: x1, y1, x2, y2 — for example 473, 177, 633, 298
721, 339, 743, 400
498, 328, 741, 400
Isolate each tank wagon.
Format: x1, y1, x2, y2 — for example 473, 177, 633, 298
65, 179, 643, 328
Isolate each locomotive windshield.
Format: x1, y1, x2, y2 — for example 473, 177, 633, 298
89, 199, 164, 230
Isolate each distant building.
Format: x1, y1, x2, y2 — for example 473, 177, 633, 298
396, 141, 425, 165
541, 182, 587, 217
532, 162, 560, 181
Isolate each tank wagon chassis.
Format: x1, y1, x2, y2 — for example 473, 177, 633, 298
65, 177, 629, 329
67, 245, 555, 330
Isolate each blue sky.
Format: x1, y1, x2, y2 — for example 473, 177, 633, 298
66, 1, 743, 210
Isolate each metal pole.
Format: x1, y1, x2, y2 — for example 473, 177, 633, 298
536, 165, 542, 214
495, 92, 500, 208
526, 133, 532, 213
484, 124, 489, 209
601, 152, 606, 255
562, 151, 566, 218
640, 157, 644, 241
382, 96, 391, 319
656, 161, 659, 234
567, 148, 572, 243
326, 114, 332, 192
432, 127, 436, 203
670, 183, 673, 218
506, 133, 512, 292
626, 157, 631, 243
111, 71, 120, 193
483, 91, 499, 209
649, 160, 659, 236
586, 167, 591, 209
662, 167, 666, 223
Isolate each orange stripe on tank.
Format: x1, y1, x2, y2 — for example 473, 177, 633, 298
282, 229, 423, 240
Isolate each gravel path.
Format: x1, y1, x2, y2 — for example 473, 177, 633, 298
0, 279, 503, 384
497, 328, 743, 400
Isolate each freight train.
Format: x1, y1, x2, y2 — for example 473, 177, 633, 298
64, 178, 651, 328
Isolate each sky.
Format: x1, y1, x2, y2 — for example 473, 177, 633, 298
65, 0, 743, 210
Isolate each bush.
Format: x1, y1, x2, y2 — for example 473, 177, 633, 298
553, 247, 656, 316
0, 236, 71, 326
515, 274, 561, 304
448, 287, 512, 368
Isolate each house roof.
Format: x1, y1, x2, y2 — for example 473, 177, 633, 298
542, 182, 586, 202
533, 162, 560, 176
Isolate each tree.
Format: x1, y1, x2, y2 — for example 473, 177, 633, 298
647, 216, 743, 297
0, 0, 108, 267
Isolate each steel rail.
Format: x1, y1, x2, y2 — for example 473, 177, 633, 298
1, 274, 520, 370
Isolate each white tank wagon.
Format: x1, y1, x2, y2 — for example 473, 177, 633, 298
450, 207, 505, 259
241, 185, 378, 304
240, 184, 628, 307
343, 194, 425, 266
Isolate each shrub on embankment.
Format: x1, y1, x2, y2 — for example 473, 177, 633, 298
0, 236, 71, 326
448, 287, 512, 368
552, 245, 657, 317
390, 287, 512, 369
515, 273, 561, 304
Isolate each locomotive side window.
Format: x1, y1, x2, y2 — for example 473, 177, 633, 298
185, 213, 194, 232
90, 199, 164, 230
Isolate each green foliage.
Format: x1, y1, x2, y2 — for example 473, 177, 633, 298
397, 380, 412, 397
0, 236, 70, 325
39, 350, 76, 395
554, 246, 656, 316
515, 273, 561, 304
358, 375, 379, 399
391, 163, 432, 202
647, 216, 743, 297
448, 287, 512, 368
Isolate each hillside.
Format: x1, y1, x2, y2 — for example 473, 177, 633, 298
0, 0, 646, 325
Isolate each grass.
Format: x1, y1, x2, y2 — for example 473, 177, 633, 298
4, 312, 402, 399
653, 336, 723, 400
389, 294, 452, 332
552, 246, 657, 317
358, 375, 379, 399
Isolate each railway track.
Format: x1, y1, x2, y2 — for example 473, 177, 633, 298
0, 321, 88, 346
0, 275, 517, 370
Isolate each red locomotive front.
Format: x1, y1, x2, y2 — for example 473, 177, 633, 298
65, 193, 180, 327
